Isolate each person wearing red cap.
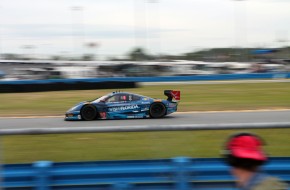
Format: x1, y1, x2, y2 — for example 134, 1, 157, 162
222, 132, 287, 190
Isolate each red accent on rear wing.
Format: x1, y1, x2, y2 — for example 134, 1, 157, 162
164, 90, 181, 101
171, 90, 180, 101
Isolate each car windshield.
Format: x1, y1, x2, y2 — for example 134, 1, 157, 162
91, 95, 110, 103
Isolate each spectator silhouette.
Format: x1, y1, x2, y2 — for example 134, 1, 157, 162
222, 132, 287, 190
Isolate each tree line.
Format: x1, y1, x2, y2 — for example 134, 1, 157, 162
1, 46, 290, 62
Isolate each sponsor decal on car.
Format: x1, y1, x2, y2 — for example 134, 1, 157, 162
108, 105, 139, 112
168, 103, 177, 107
127, 114, 145, 119
141, 107, 149, 111
141, 101, 150, 104
99, 112, 106, 119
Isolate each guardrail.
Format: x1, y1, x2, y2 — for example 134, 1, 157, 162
2, 157, 290, 190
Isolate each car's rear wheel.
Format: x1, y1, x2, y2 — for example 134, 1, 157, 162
81, 104, 97, 121
149, 103, 166, 118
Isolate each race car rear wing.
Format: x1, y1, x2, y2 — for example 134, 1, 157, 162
164, 90, 180, 101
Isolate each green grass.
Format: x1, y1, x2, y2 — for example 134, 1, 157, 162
0, 82, 290, 116
2, 128, 290, 163
1, 81, 290, 163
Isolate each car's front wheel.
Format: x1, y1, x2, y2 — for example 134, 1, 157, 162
149, 103, 166, 118
80, 104, 97, 121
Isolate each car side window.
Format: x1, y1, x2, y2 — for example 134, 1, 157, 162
106, 94, 141, 102
119, 95, 128, 102
132, 95, 141, 101
106, 95, 119, 103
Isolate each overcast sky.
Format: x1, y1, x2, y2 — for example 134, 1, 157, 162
0, 0, 289, 59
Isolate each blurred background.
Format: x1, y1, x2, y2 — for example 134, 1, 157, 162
0, 0, 290, 80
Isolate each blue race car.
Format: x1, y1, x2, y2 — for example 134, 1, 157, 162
65, 90, 180, 121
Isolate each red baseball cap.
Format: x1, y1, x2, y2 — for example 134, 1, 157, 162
228, 134, 267, 161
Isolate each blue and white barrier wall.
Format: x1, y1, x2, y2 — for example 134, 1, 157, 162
0, 72, 289, 92
2, 157, 290, 190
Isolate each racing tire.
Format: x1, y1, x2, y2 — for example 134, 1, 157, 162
80, 104, 97, 121
149, 103, 166, 118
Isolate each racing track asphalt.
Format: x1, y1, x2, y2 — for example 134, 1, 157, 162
0, 110, 290, 130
